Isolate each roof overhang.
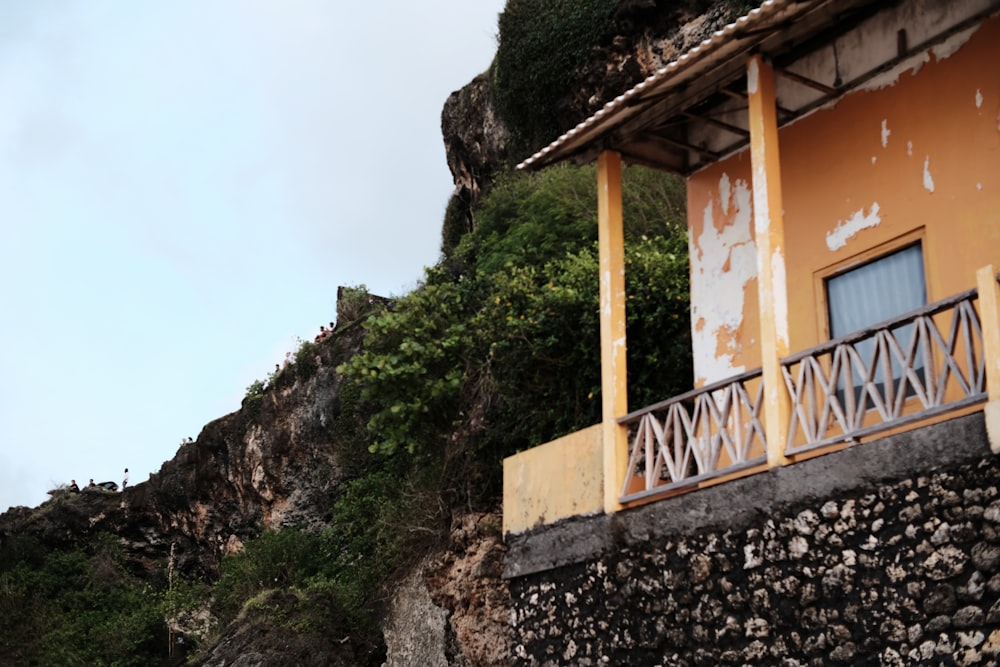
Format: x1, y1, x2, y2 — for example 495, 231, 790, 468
517, 0, 1000, 175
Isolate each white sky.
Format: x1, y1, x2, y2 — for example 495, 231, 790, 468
0, 1, 506, 512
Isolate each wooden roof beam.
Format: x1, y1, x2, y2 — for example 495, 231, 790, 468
774, 66, 838, 95
719, 86, 796, 119
680, 111, 750, 138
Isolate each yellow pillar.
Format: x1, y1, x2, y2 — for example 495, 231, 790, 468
976, 265, 1000, 453
597, 150, 629, 512
746, 54, 791, 467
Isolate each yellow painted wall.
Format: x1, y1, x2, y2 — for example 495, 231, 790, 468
688, 16, 1000, 374
502, 424, 604, 535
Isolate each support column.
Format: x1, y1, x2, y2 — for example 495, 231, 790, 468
976, 265, 1000, 453
746, 54, 791, 467
597, 150, 629, 513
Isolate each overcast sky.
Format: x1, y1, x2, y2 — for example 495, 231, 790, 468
0, 1, 506, 512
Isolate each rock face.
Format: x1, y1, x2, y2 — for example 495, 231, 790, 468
0, 327, 363, 581
383, 512, 509, 667
440, 0, 750, 206
0, 314, 512, 665
441, 72, 511, 215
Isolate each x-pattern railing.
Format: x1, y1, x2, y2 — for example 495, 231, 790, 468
781, 288, 985, 454
615, 282, 992, 505
618, 369, 767, 503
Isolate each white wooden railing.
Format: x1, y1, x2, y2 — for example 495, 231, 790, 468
619, 286, 989, 504
618, 368, 767, 503
781, 288, 986, 455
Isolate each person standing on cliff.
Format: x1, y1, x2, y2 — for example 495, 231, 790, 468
122, 468, 129, 491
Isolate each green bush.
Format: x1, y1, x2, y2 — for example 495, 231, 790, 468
336, 284, 379, 327
209, 518, 396, 643
326, 470, 413, 608
212, 528, 326, 626
340, 163, 690, 502
0, 535, 166, 666
494, 0, 618, 156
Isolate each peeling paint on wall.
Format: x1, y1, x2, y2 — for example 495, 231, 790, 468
977, 89, 984, 108
863, 26, 978, 92
690, 177, 757, 385
907, 140, 914, 157
825, 203, 882, 251
747, 59, 759, 95
923, 156, 935, 193
719, 173, 731, 215
933, 26, 978, 60
881, 119, 891, 148
771, 249, 789, 348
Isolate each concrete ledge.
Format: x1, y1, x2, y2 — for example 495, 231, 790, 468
504, 411, 990, 578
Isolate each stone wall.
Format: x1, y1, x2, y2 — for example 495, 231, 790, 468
505, 413, 1000, 666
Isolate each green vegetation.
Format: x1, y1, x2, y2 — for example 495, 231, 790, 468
0, 534, 165, 666
0, 161, 690, 665
340, 163, 690, 503
494, 0, 618, 156
336, 284, 380, 327
210, 511, 405, 647
1, 0, 697, 650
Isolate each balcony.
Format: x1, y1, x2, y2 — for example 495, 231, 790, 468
504, 268, 1000, 535
620, 284, 989, 504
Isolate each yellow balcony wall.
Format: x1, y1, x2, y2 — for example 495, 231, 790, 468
502, 424, 604, 535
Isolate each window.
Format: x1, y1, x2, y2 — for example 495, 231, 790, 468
825, 242, 927, 406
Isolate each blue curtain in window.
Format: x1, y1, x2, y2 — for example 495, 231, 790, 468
826, 243, 926, 397
827, 243, 926, 339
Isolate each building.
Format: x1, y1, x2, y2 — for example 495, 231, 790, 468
504, 0, 1000, 535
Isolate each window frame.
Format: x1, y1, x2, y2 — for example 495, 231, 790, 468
813, 228, 930, 341
814, 229, 930, 410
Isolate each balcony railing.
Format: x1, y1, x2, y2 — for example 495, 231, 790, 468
618, 286, 988, 505
781, 288, 986, 455
618, 368, 767, 503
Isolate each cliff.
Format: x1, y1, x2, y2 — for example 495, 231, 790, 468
1, 3, 731, 665
0, 323, 362, 581
441, 0, 751, 208
0, 300, 511, 665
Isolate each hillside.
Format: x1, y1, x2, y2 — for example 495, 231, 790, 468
0, 2, 737, 664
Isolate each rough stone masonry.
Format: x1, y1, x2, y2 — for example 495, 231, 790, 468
505, 413, 1000, 666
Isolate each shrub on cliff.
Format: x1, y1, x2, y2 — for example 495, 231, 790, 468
0, 534, 165, 666
494, 0, 618, 156
339, 163, 690, 502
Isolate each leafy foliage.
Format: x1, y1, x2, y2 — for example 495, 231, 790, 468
336, 284, 383, 327
210, 511, 405, 644
212, 528, 328, 626
0, 158, 693, 665
494, 0, 618, 155
340, 163, 690, 502
0, 535, 165, 666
